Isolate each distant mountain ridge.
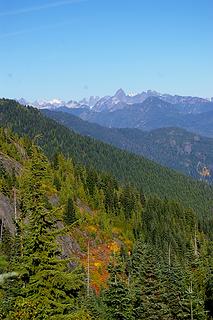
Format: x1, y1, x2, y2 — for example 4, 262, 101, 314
43, 109, 213, 184
16, 88, 212, 112
16, 97, 89, 110
92, 89, 211, 113
16, 90, 213, 138
53, 96, 213, 138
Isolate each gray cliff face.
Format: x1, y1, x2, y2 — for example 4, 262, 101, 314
0, 193, 16, 236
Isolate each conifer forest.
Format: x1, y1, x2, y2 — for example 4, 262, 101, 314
0, 100, 213, 319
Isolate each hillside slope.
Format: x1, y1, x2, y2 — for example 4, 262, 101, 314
0, 99, 213, 229
43, 110, 213, 183
0, 127, 213, 319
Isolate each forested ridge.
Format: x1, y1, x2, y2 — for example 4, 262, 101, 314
43, 109, 213, 184
0, 99, 213, 235
0, 128, 213, 319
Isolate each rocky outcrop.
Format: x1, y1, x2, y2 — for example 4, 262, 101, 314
0, 152, 22, 175
0, 193, 16, 236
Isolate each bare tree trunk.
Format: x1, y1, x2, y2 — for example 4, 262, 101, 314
194, 225, 198, 257
168, 242, 171, 270
87, 241, 90, 296
0, 217, 3, 241
20, 219, 24, 257
14, 188, 17, 223
127, 273, 130, 287
190, 280, 194, 320
14, 188, 23, 257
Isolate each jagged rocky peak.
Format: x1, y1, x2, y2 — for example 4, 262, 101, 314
15, 89, 212, 113
79, 96, 100, 107
114, 88, 126, 100
16, 98, 29, 106
66, 100, 80, 108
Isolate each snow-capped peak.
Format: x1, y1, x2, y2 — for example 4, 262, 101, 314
29, 98, 65, 110
128, 92, 138, 97
16, 89, 211, 114
49, 98, 64, 105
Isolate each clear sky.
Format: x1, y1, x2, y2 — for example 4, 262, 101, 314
0, 0, 212, 101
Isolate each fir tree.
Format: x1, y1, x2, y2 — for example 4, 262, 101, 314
64, 197, 77, 225
6, 146, 85, 319
103, 257, 133, 320
130, 240, 171, 320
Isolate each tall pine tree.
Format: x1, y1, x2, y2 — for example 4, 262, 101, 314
6, 146, 88, 319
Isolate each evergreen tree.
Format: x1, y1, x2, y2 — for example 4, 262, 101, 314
103, 257, 133, 320
53, 174, 61, 191
85, 292, 108, 320
130, 240, 171, 320
160, 259, 190, 320
120, 185, 137, 219
64, 197, 77, 225
205, 271, 213, 319
6, 146, 86, 319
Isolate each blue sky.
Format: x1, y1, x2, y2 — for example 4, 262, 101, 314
0, 0, 212, 101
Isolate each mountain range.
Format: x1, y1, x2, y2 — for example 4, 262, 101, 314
17, 89, 213, 138
16, 95, 100, 110
15, 90, 213, 183
55, 96, 213, 138
91, 88, 212, 113
17, 88, 212, 112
